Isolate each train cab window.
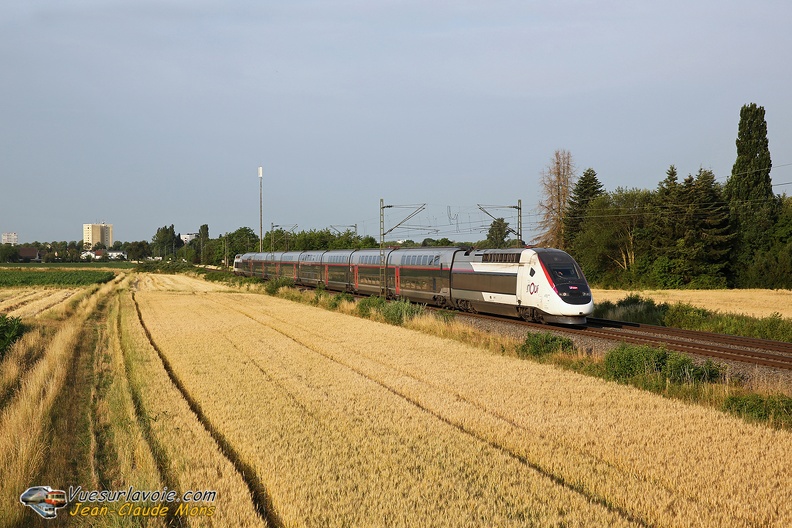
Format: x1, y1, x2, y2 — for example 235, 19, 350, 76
553, 266, 579, 279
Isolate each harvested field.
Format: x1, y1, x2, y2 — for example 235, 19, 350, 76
128, 274, 791, 527
592, 288, 792, 319
2, 289, 79, 318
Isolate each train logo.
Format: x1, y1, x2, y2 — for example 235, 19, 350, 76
20, 486, 67, 519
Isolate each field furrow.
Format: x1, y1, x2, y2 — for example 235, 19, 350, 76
122, 289, 267, 528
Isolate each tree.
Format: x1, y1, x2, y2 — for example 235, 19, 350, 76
672, 169, 732, 287
198, 224, 210, 264
485, 218, 510, 248
725, 103, 773, 203
0, 244, 19, 263
126, 241, 151, 261
563, 167, 605, 250
151, 225, 181, 260
534, 149, 577, 248
572, 189, 651, 286
724, 103, 778, 286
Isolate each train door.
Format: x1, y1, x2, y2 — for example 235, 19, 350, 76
394, 266, 401, 296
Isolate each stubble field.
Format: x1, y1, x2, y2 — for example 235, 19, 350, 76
1, 274, 790, 527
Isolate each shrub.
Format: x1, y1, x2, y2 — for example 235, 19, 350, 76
516, 333, 574, 359
356, 296, 387, 318
327, 292, 355, 310
0, 314, 23, 358
380, 300, 424, 326
264, 277, 294, 295
603, 344, 667, 381
593, 294, 668, 325
723, 393, 792, 427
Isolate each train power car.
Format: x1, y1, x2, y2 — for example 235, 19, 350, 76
450, 247, 593, 324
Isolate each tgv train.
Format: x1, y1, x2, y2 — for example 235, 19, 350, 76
233, 247, 594, 324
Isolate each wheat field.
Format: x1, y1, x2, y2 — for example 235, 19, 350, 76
1, 274, 790, 526
127, 275, 791, 527
591, 288, 792, 319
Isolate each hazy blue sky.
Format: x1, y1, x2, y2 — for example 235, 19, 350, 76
2, 1, 790, 245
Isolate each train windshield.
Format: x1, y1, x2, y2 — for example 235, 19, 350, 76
536, 251, 584, 283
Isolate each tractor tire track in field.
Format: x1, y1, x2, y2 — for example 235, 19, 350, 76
130, 292, 282, 528
117, 293, 181, 528
207, 296, 651, 528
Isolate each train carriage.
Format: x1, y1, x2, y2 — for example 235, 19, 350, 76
322, 250, 356, 291
298, 250, 327, 287
350, 249, 395, 296
273, 251, 300, 280
389, 247, 459, 306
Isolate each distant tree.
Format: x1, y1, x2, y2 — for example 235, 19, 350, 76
563, 167, 605, 250
0, 244, 19, 263
485, 218, 510, 248
198, 224, 210, 264
359, 235, 378, 248
92, 242, 107, 251
126, 241, 151, 261
534, 149, 577, 248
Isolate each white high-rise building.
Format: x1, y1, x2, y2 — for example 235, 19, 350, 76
2, 232, 18, 245
83, 223, 113, 249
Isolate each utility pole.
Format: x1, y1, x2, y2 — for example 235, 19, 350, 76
259, 166, 263, 253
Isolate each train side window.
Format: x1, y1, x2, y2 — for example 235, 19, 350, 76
529, 268, 535, 277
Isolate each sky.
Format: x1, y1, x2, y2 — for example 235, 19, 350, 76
2, 0, 791, 245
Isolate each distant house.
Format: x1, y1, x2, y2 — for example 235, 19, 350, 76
81, 249, 127, 260
18, 247, 42, 262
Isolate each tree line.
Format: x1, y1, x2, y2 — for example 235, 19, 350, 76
540, 103, 787, 289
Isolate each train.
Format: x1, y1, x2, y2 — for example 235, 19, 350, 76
233, 246, 594, 324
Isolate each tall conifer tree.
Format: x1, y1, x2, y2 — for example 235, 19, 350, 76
724, 103, 778, 285
563, 168, 604, 250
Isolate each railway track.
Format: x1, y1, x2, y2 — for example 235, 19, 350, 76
446, 310, 792, 370
581, 318, 792, 370
258, 278, 792, 371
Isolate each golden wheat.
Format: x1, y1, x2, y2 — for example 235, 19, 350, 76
592, 287, 792, 319
131, 284, 629, 526
118, 287, 265, 528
